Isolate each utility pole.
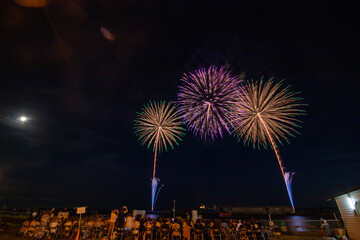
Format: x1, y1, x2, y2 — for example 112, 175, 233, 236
173, 200, 176, 219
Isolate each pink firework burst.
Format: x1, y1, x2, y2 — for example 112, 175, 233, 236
177, 66, 242, 140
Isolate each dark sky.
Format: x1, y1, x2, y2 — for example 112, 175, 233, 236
0, 0, 359, 210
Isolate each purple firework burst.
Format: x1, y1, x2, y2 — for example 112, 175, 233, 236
177, 66, 242, 140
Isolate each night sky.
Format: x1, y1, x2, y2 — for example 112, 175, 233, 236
0, 0, 359, 210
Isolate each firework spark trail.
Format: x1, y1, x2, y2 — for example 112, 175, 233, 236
154, 183, 164, 205
258, 114, 295, 211
177, 66, 242, 140
151, 178, 160, 210
151, 140, 158, 210
134, 101, 185, 210
258, 115, 285, 177
285, 172, 295, 211
232, 79, 305, 212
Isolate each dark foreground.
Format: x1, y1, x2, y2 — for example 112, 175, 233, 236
0, 228, 326, 240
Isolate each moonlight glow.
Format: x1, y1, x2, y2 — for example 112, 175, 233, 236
19, 116, 28, 122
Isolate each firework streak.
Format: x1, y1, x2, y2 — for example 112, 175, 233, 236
232, 79, 305, 211
134, 101, 185, 210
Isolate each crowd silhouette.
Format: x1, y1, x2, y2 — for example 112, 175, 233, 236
15, 208, 270, 240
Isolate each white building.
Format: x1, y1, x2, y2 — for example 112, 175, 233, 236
328, 186, 360, 240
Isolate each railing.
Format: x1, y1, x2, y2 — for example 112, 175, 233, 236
258, 219, 342, 237
0, 210, 29, 227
